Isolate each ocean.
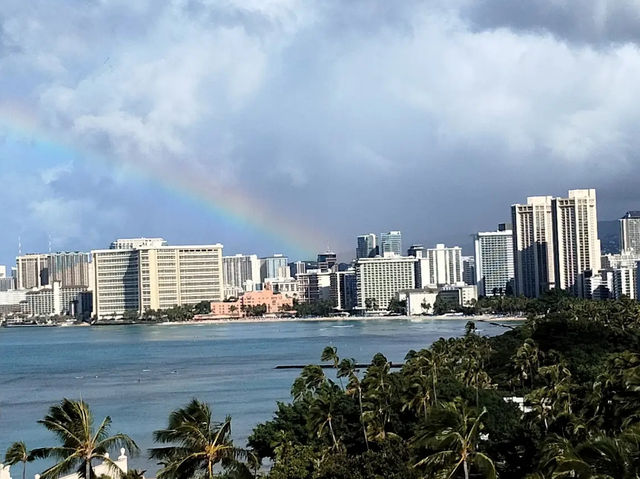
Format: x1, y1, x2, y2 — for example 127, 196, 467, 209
0, 318, 514, 476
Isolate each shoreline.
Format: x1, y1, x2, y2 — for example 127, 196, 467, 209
151, 313, 525, 326
1, 314, 525, 329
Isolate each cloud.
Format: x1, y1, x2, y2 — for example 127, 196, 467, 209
465, 0, 640, 47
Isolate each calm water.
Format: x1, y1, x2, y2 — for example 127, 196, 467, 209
0, 318, 513, 476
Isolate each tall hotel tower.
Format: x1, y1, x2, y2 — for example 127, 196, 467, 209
511, 196, 555, 297
552, 189, 601, 297
512, 189, 601, 298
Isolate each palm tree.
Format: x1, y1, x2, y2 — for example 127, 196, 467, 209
362, 353, 398, 443
291, 365, 326, 402
121, 470, 146, 479
338, 358, 369, 451
150, 399, 247, 479
308, 384, 342, 451
31, 398, 138, 479
4, 442, 34, 479
413, 402, 496, 479
514, 339, 541, 389
404, 373, 433, 419
321, 346, 343, 389
540, 429, 640, 479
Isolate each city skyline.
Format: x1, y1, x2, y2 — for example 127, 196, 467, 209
3, 2, 640, 269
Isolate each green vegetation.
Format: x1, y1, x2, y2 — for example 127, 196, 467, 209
150, 399, 251, 479
294, 299, 334, 317
4, 442, 34, 479
7, 293, 640, 477
30, 399, 138, 479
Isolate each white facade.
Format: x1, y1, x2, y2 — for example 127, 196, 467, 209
223, 254, 260, 298
355, 255, 417, 310
110, 237, 167, 249
585, 270, 614, 300
475, 229, 514, 297
512, 196, 556, 297
402, 288, 440, 315
264, 276, 299, 299
296, 270, 332, 303
93, 244, 223, 318
620, 211, 640, 253
92, 249, 140, 317
552, 189, 601, 297
424, 244, 463, 286
614, 267, 637, 300
401, 284, 477, 315
25, 282, 90, 316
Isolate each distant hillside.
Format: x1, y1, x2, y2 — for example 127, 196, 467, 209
599, 219, 620, 254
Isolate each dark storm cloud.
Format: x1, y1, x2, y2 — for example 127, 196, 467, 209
465, 0, 640, 46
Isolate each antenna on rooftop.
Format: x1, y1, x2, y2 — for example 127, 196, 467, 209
48, 234, 52, 253
18, 236, 22, 256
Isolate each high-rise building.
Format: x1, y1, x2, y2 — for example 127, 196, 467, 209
462, 256, 476, 286
110, 238, 167, 250
296, 270, 332, 303
260, 254, 289, 281
379, 231, 402, 256
356, 234, 378, 259
330, 269, 357, 311
47, 252, 92, 288
16, 254, 49, 289
317, 251, 337, 271
16, 252, 92, 290
92, 249, 140, 317
474, 227, 514, 296
552, 189, 601, 297
223, 254, 260, 298
425, 244, 463, 286
354, 255, 417, 310
92, 244, 223, 319
409, 244, 463, 287
512, 196, 555, 297
620, 211, 640, 253
289, 261, 307, 278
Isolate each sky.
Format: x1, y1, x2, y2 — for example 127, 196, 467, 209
2, 0, 640, 266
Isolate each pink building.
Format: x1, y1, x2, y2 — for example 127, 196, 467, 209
210, 288, 293, 318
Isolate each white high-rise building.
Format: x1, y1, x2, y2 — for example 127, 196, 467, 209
354, 255, 417, 310
474, 226, 514, 297
296, 270, 332, 303
92, 249, 140, 317
379, 231, 402, 257
552, 189, 601, 297
424, 244, 463, 286
223, 254, 260, 298
356, 234, 378, 259
93, 244, 223, 319
620, 211, 640, 254
512, 196, 556, 297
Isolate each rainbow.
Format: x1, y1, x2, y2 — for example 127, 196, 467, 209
0, 101, 325, 258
